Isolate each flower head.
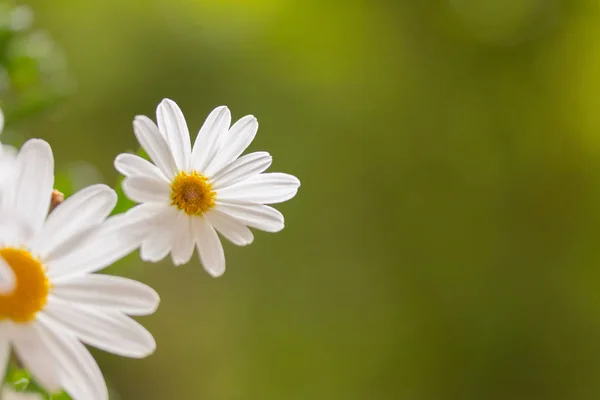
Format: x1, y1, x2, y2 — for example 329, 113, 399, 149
115, 99, 300, 277
0, 139, 159, 400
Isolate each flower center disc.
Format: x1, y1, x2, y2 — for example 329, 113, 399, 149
171, 171, 216, 215
0, 248, 50, 323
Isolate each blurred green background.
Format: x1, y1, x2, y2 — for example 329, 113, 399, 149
6, 0, 600, 399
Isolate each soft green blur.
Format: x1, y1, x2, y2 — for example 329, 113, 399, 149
8, 0, 600, 399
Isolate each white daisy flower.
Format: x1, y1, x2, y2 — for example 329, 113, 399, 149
2, 386, 42, 400
115, 99, 300, 277
0, 139, 160, 400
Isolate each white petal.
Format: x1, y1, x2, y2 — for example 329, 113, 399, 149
206, 115, 258, 176
156, 99, 191, 171
170, 211, 195, 266
114, 153, 169, 182
133, 115, 178, 179
13, 139, 54, 234
48, 206, 160, 279
191, 106, 231, 173
52, 274, 160, 316
11, 322, 61, 393
0, 211, 33, 248
35, 315, 108, 400
43, 298, 156, 359
30, 184, 117, 259
215, 202, 284, 232
121, 176, 171, 204
59, 340, 107, 400
211, 151, 272, 190
140, 233, 172, 262
139, 207, 179, 262
205, 209, 253, 246
217, 172, 300, 204
0, 256, 15, 294
194, 217, 225, 277
0, 329, 10, 385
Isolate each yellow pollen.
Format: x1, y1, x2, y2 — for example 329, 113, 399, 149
171, 171, 216, 215
0, 248, 50, 323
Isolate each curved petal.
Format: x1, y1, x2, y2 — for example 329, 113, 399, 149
205, 209, 253, 246
0, 210, 34, 248
48, 205, 163, 279
216, 172, 300, 204
140, 207, 179, 262
206, 115, 258, 176
11, 322, 61, 393
121, 176, 171, 204
36, 315, 108, 400
133, 115, 178, 179
43, 298, 156, 359
211, 152, 272, 190
31, 184, 117, 259
191, 106, 231, 173
52, 274, 160, 316
13, 139, 54, 235
215, 202, 284, 233
156, 99, 191, 170
193, 217, 225, 277
114, 153, 169, 182
170, 211, 195, 266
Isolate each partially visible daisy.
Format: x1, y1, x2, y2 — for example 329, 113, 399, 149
0, 139, 159, 400
115, 99, 300, 277
2, 386, 42, 400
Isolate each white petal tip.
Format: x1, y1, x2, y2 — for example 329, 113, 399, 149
25, 138, 51, 148
145, 291, 161, 314
207, 268, 225, 278
133, 115, 152, 125
246, 116, 258, 125
270, 223, 285, 233
140, 254, 165, 263
136, 346, 156, 359
170, 257, 187, 267
22, 138, 53, 158
126, 345, 156, 359
98, 184, 118, 201
114, 153, 129, 168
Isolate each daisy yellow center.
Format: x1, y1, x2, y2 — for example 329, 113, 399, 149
0, 248, 50, 323
171, 171, 216, 215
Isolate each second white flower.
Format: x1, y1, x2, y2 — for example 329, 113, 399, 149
115, 99, 300, 277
